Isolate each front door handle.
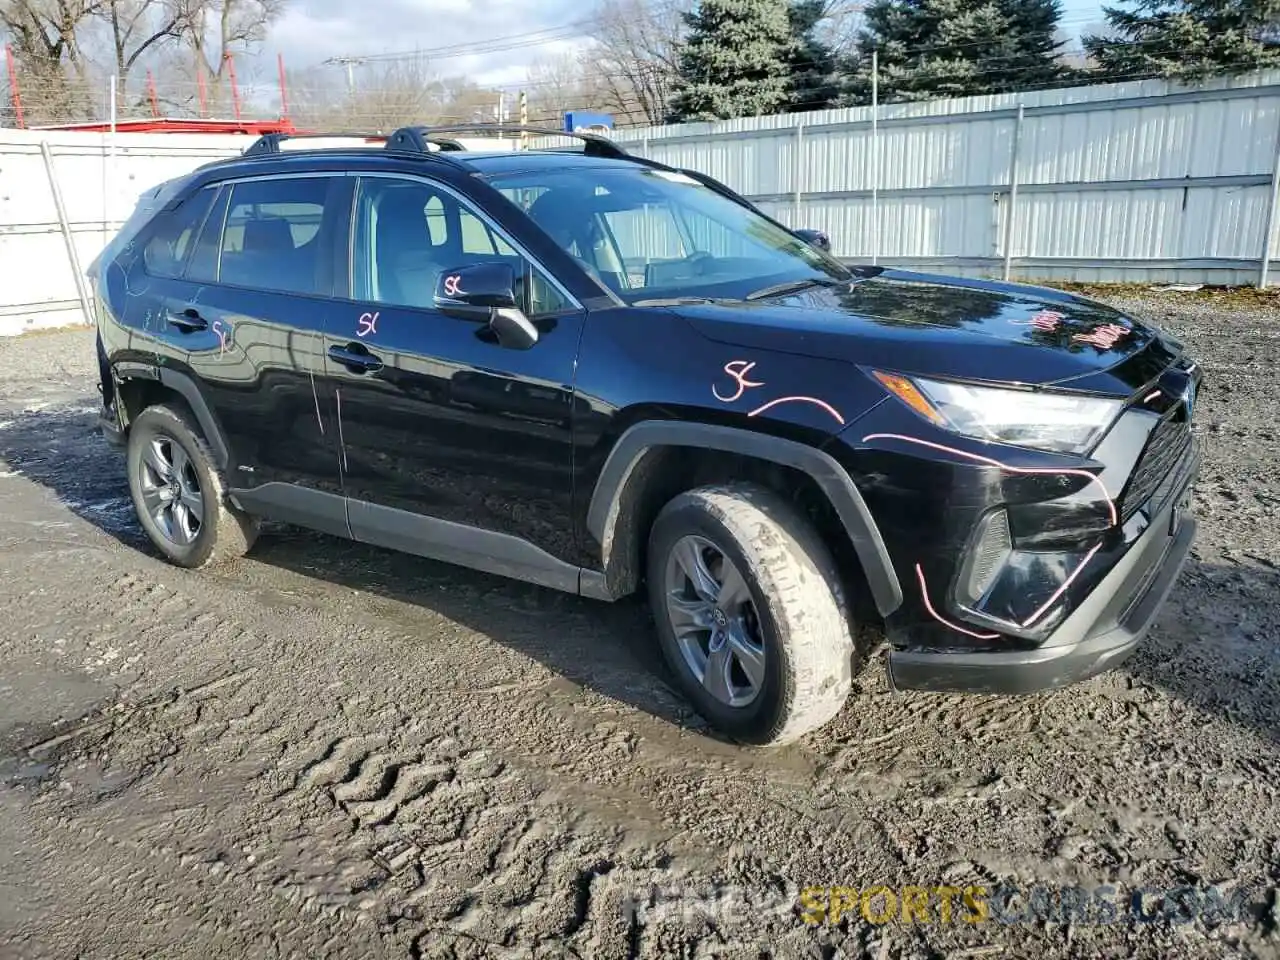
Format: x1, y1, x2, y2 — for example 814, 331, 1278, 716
167, 308, 207, 332
328, 343, 384, 374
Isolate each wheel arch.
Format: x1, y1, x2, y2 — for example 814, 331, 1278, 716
113, 363, 231, 470
585, 420, 904, 617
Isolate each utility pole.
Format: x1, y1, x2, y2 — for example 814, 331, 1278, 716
519, 90, 527, 149
324, 56, 366, 97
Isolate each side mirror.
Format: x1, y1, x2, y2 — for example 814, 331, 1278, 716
434, 262, 539, 350
793, 228, 831, 253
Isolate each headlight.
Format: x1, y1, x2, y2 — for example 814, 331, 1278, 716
872, 371, 1122, 455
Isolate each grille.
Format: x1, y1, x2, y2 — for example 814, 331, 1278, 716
1119, 415, 1193, 521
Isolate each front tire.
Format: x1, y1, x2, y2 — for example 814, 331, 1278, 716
126, 403, 259, 568
646, 483, 854, 746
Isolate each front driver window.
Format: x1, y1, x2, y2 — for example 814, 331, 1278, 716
353, 177, 571, 317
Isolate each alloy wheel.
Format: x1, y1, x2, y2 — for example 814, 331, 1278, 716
137, 435, 204, 546
663, 534, 767, 708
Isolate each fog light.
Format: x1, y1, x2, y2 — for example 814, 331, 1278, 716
960, 509, 1012, 605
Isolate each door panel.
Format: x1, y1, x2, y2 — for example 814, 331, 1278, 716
176, 174, 351, 525
328, 173, 585, 564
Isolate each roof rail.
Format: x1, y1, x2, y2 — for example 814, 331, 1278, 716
386, 124, 630, 160
243, 131, 390, 156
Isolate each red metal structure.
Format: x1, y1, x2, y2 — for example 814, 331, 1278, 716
5, 43, 24, 129
33, 118, 301, 135
146, 70, 160, 117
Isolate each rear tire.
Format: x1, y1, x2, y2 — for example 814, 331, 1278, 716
646, 482, 854, 746
126, 403, 259, 568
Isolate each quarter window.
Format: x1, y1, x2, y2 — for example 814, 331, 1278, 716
217, 177, 334, 296
142, 186, 217, 279
352, 177, 569, 316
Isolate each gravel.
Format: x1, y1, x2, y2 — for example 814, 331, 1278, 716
0, 289, 1277, 959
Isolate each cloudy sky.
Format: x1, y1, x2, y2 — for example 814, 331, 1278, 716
267, 0, 593, 91
258, 0, 1107, 96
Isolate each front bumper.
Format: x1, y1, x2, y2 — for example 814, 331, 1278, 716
888, 488, 1196, 694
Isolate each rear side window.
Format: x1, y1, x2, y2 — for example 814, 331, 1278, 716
217, 177, 335, 296
142, 187, 217, 279
186, 186, 229, 283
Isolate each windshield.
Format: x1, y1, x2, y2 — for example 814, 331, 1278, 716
483, 165, 850, 304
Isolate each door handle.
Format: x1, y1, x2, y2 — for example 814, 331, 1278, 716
328, 343, 384, 374
166, 308, 208, 332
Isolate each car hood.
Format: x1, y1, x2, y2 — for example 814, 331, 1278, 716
675, 268, 1178, 392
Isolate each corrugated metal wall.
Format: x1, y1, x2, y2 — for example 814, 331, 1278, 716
4, 71, 1280, 336
584, 70, 1280, 286
0, 130, 249, 335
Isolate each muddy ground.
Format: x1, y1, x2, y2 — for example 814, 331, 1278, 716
0, 290, 1277, 960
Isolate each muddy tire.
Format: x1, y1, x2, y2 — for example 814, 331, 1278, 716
126, 403, 259, 568
646, 482, 854, 746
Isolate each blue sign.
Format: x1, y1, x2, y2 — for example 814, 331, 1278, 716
564, 111, 614, 134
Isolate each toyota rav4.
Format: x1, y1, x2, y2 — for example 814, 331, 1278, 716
90, 124, 1201, 745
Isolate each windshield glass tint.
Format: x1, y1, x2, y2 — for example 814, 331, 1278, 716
483, 166, 849, 303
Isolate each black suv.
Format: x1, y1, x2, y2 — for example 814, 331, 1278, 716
90, 124, 1201, 745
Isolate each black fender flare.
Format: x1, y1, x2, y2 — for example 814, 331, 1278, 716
585, 420, 903, 617
115, 362, 231, 470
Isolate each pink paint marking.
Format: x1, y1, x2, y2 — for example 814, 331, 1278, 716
1072, 323, 1129, 349
1019, 542, 1102, 628
713, 360, 765, 402
861, 432, 1118, 527
748, 395, 846, 425
1013, 310, 1065, 332
357, 311, 379, 337
915, 564, 1000, 640
212, 319, 228, 356
1143, 389, 1161, 403
443, 274, 464, 297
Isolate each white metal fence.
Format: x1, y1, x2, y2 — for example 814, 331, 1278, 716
5, 70, 1280, 336
0, 129, 250, 335
596, 69, 1280, 288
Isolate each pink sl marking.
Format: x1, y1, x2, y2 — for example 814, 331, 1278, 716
1072, 323, 1129, 349
861, 432, 1118, 527
915, 564, 1000, 640
748, 395, 846, 425
1019, 542, 1102, 628
1143, 389, 1161, 403
443, 274, 463, 297
212, 319, 228, 355
1013, 310, 1065, 332
357, 311, 379, 337
712, 360, 765, 402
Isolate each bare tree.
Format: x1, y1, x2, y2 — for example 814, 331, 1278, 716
1, 0, 101, 122
816, 0, 865, 57
525, 50, 588, 124
288, 60, 499, 133
88, 0, 187, 112
174, 0, 283, 112
100, 0, 184, 81
579, 0, 689, 126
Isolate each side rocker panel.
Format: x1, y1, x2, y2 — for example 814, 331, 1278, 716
586, 420, 904, 617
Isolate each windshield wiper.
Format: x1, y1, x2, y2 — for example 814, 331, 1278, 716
633, 296, 719, 306
744, 276, 848, 301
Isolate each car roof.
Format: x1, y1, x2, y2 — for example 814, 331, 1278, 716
196, 145, 645, 181
459, 151, 641, 177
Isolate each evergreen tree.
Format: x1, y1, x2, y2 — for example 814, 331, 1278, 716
1084, 0, 1280, 81
785, 0, 841, 111
842, 0, 1072, 104
668, 0, 795, 122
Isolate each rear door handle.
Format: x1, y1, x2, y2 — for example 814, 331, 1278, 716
166, 308, 207, 332
328, 343, 384, 374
